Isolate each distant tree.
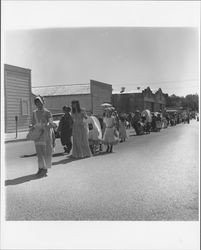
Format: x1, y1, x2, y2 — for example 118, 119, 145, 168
166, 94, 182, 107
166, 93, 199, 111
184, 94, 199, 111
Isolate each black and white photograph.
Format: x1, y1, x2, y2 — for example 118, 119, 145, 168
1, 1, 200, 250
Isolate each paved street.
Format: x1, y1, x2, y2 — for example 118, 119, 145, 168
5, 120, 199, 221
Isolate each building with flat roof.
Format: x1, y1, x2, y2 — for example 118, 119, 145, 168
112, 87, 167, 113
32, 80, 112, 115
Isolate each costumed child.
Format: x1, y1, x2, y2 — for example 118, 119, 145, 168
102, 108, 119, 153
119, 116, 127, 142
86, 112, 102, 154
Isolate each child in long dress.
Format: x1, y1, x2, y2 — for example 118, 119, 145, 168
30, 96, 55, 177
155, 113, 162, 132
119, 117, 127, 142
86, 114, 102, 154
102, 109, 118, 153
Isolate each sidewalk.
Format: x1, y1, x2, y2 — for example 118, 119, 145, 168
4, 128, 136, 143
4, 131, 28, 143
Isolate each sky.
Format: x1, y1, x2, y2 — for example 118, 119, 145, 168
2, 2, 200, 97
4, 27, 199, 96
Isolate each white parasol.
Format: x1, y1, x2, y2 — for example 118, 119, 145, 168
101, 103, 112, 108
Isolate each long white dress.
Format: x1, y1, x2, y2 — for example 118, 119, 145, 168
86, 115, 102, 145
102, 117, 119, 145
32, 108, 54, 169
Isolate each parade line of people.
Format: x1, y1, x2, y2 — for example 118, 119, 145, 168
27, 95, 198, 177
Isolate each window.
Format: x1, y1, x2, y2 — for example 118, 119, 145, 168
21, 98, 29, 116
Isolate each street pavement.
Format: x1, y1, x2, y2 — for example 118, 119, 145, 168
5, 120, 199, 220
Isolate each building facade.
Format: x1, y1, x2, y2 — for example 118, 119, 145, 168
32, 80, 112, 115
90, 80, 112, 115
112, 87, 166, 113
4, 64, 32, 133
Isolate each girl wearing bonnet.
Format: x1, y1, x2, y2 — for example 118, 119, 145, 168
31, 95, 55, 176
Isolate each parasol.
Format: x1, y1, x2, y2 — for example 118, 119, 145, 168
101, 103, 112, 108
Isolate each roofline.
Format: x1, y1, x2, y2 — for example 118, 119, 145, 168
90, 79, 112, 87
37, 93, 91, 97
112, 92, 142, 95
32, 83, 90, 88
4, 64, 31, 72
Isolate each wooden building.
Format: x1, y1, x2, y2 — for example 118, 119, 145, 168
112, 87, 166, 113
4, 64, 32, 133
32, 80, 112, 115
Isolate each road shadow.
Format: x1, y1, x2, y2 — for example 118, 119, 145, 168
52, 154, 99, 165
5, 174, 44, 186
92, 151, 113, 157
52, 156, 79, 166
20, 153, 37, 158
20, 152, 66, 158
53, 152, 65, 157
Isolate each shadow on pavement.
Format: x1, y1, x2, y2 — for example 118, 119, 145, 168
53, 152, 65, 157
52, 154, 100, 165
20, 153, 37, 158
5, 174, 44, 186
20, 152, 65, 158
93, 151, 111, 157
52, 156, 79, 165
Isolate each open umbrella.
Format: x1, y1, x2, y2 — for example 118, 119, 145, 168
101, 103, 112, 108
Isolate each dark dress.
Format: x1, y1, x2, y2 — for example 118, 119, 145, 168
151, 115, 157, 131
58, 113, 73, 152
131, 114, 141, 135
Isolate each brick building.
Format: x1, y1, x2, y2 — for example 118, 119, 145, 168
112, 87, 166, 113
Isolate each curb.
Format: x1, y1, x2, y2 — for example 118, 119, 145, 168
5, 138, 29, 144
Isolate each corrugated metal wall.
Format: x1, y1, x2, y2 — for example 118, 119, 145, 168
4, 65, 32, 133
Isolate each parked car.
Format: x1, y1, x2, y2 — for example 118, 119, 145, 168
52, 113, 64, 138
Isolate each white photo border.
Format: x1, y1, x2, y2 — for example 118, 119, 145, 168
1, 1, 200, 250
